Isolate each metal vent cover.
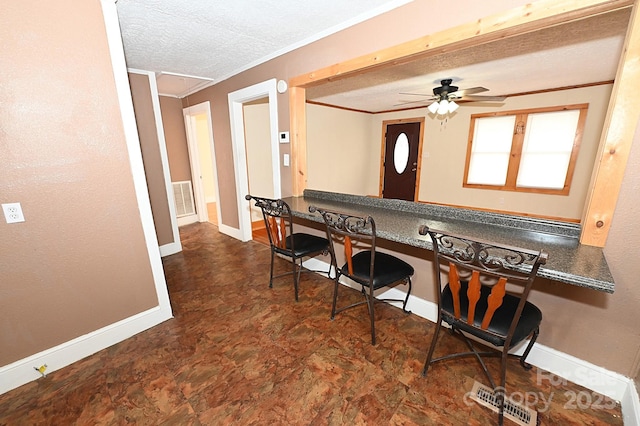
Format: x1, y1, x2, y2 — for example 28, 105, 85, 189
172, 181, 195, 217
469, 381, 538, 426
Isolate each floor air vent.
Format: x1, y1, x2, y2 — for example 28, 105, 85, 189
469, 381, 538, 426
172, 181, 196, 217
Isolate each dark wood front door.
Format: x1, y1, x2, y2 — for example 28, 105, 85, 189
382, 120, 422, 201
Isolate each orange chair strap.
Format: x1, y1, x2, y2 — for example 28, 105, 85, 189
268, 217, 284, 248
345, 236, 353, 275
466, 270, 481, 326
481, 277, 507, 329
279, 217, 287, 248
448, 263, 461, 319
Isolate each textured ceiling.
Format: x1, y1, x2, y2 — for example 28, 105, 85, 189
116, 0, 412, 97
309, 8, 630, 112
116, 1, 630, 111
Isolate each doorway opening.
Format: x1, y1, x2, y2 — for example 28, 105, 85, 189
243, 97, 276, 245
183, 101, 221, 227
380, 118, 424, 201
228, 79, 281, 242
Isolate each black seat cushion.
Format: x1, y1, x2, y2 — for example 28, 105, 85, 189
441, 281, 542, 348
280, 233, 329, 258
342, 251, 414, 289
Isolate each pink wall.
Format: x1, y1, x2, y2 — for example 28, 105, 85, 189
129, 72, 174, 246
160, 96, 192, 182
0, 0, 159, 365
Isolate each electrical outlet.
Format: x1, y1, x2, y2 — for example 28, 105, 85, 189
2, 202, 25, 223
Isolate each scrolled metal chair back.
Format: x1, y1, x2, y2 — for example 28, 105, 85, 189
246, 195, 290, 218
246, 194, 293, 249
420, 225, 547, 284
419, 225, 547, 334
309, 206, 377, 276
309, 206, 374, 239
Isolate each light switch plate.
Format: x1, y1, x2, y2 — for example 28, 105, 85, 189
2, 202, 25, 223
279, 131, 290, 143
283, 154, 290, 167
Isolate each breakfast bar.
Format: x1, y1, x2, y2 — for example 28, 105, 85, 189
283, 189, 615, 293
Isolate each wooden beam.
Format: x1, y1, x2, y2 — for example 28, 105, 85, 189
288, 0, 636, 247
290, 0, 633, 89
289, 86, 307, 196
581, 0, 640, 246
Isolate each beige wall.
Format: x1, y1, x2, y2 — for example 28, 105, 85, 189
0, 0, 159, 365
182, 0, 640, 379
129, 73, 174, 246
308, 84, 611, 221
244, 102, 275, 222
307, 104, 379, 196
159, 96, 192, 182
195, 113, 216, 203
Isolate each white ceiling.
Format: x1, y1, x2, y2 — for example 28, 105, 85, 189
116, 0, 412, 98
116, 1, 630, 111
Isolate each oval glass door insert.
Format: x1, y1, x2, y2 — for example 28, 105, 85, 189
394, 132, 410, 174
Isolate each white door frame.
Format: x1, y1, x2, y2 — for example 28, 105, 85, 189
128, 68, 182, 257
228, 78, 281, 242
183, 101, 221, 226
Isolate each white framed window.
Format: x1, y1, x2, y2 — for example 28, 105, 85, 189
463, 104, 588, 195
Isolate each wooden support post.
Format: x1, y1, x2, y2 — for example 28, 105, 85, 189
289, 86, 307, 196
581, 0, 640, 246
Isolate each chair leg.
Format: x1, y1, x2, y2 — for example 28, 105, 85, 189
401, 277, 412, 313
497, 349, 509, 426
292, 257, 299, 302
497, 389, 505, 426
269, 249, 276, 288
520, 327, 539, 370
459, 329, 496, 389
330, 275, 340, 320
325, 250, 335, 280
422, 317, 443, 377
367, 286, 376, 345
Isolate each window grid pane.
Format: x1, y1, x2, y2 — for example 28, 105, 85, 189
467, 116, 515, 185
517, 153, 571, 189
468, 153, 510, 185
517, 110, 579, 189
472, 116, 516, 153
523, 110, 579, 152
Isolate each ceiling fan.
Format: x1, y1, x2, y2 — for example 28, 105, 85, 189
397, 79, 506, 114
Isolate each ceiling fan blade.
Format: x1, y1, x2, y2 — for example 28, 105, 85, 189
451, 86, 489, 96
457, 95, 506, 102
399, 92, 435, 97
394, 99, 432, 106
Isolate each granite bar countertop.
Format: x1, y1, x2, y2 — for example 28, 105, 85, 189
282, 190, 614, 293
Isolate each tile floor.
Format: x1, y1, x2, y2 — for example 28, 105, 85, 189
0, 222, 623, 425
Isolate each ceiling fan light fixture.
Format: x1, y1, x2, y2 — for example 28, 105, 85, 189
436, 99, 449, 115
448, 100, 459, 113
427, 101, 440, 114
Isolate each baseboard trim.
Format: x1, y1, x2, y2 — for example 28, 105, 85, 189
621, 381, 640, 426
0, 306, 172, 395
177, 215, 198, 227
159, 240, 182, 257
302, 258, 639, 424
218, 223, 243, 240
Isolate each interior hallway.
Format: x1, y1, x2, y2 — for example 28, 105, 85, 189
206, 202, 218, 226
0, 222, 622, 425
